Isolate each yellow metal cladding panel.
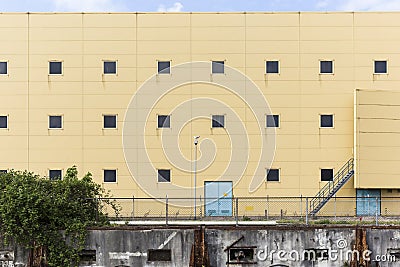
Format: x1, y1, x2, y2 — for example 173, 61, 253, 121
84, 28, 136, 41
354, 12, 400, 26
29, 14, 82, 28
300, 13, 354, 27
29, 27, 82, 41
356, 89, 400, 188
137, 13, 190, 28
137, 27, 190, 41
245, 13, 299, 27
191, 13, 244, 27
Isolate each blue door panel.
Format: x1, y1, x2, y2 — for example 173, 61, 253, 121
356, 189, 381, 216
205, 181, 232, 216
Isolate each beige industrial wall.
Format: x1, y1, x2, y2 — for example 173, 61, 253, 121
356, 89, 400, 188
1, 12, 400, 198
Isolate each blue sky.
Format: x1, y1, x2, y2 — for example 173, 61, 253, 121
1, 0, 400, 12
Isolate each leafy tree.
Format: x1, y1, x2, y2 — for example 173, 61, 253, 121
0, 166, 118, 267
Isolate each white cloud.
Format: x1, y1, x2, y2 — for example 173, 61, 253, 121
157, 2, 184, 12
316, 0, 330, 9
52, 0, 122, 12
340, 0, 400, 11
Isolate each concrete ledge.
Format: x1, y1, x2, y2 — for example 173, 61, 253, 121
110, 220, 277, 226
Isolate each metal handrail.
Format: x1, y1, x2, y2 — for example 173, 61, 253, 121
310, 158, 354, 212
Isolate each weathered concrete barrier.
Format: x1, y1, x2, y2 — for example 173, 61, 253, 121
2, 225, 400, 266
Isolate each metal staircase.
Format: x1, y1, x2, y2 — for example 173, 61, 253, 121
309, 158, 354, 216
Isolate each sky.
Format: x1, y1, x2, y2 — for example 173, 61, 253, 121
1, 0, 400, 12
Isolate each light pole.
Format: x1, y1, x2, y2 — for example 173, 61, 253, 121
193, 136, 200, 220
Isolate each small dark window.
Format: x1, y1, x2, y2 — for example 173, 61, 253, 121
148, 249, 172, 261
103, 115, 117, 128
321, 169, 334, 182
267, 169, 280, 182
79, 250, 96, 264
0, 170, 7, 174
228, 248, 256, 264
104, 170, 117, 183
158, 115, 171, 128
104, 61, 117, 74
49, 170, 62, 180
158, 61, 171, 74
0, 116, 7, 128
266, 115, 279, 127
158, 169, 171, 183
212, 115, 225, 128
49, 115, 62, 129
266, 61, 279, 74
320, 115, 333, 128
49, 61, 62, 75
212, 61, 224, 74
374, 60, 387, 74
0, 62, 8, 74
320, 61, 333, 74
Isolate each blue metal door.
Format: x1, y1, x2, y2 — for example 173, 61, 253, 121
204, 181, 233, 216
356, 189, 381, 216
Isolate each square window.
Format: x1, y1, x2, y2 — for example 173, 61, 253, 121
158, 115, 171, 128
49, 115, 62, 129
320, 114, 334, 128
267, 169, 280, 182
0, 62, 8, 74
266, 114, 279, 127
0, 116, 7, 128
103, 61, 117, 74
104, 169, 117, 183
212, 115, 225, 128
148, 249, 172, 262
374, 60, 387, 74
212, 61, 224, 74
49, 170, 62, 181
321, 169, 334, 182
320, 61, 333, 74
49, 61, 62, 75
103, 115, 117, 128
266, 61, 279, 74
158, 169, 171, 183
158, 61, 171, 74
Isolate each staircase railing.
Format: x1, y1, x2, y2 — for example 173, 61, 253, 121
309, 158, 354, 216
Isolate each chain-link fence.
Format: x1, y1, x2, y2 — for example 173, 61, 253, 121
95, 196, 400, 225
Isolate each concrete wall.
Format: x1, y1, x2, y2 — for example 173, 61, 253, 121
3, 226, 400, 267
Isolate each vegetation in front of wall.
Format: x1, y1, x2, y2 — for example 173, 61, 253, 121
0, 166, 119, 267
242, 216, 252, 221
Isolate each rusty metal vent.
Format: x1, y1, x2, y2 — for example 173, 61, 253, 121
148, 249, 172, 262
228, 247, 256, 264
79, 249, 96, 264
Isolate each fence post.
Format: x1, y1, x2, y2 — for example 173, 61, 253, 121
235, 197, 239, 226
132, 195, 135, 220
375, 197, 379, 226
199, 195, 203, 218
305, 197, 309, 225
95, 197, 99, 223
166, 195, 169, 226
300, 195, 303, 218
